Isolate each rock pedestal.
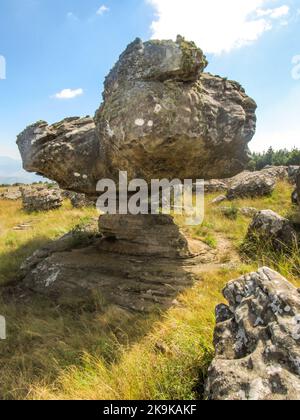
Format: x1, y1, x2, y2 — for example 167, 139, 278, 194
14, 37, 257, 312
18, 214, 215, 312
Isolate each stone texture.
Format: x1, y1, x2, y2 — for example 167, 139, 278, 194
99, 214, 193, 258
21, 187, 63, 212
246, 210, 298, 251
17, 215, 216, 312
203, 180, 229, 194
211, 195, 227, 205
205, 267, 300, 401
17, 37, 257, 194
227, 170, 276, 200
0, 187, 22, 200
262, 165, 288, 181
69, 192, 95, 209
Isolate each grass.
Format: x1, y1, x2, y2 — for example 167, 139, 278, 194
0, 180, 299, 400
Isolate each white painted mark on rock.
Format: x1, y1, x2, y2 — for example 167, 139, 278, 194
135, 119, 145, 127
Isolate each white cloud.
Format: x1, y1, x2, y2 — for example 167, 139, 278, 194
147, 0, 290, 54
96, 5, 109, 15
256, 5, 289, 18
52, 88, 84, 100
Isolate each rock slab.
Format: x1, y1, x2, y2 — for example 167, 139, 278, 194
17, 37, 257, 194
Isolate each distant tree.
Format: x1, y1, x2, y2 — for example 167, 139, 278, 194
248, 147, 300, 171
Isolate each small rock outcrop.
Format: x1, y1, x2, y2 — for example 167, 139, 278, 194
245, 210, 298, 251
0, 187, 22, 200
201, 166, 287, 200
21, 187, 63, 212
227, 170, 276, 200
205, 267, 300, 401
203, 180, 229, 194
17, 37, 257, 193
69, 193, 95, 209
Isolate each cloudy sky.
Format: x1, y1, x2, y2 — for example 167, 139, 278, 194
0, 0, 299, 158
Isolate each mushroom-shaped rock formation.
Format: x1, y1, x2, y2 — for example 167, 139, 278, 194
14, 37, 257, 312
17, 37, 257, 195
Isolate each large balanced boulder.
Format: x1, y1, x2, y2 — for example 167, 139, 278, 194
245, 210, 298, 252
17, 37, 257, 194
205, 267, 300, 400
21, 187, 63, 212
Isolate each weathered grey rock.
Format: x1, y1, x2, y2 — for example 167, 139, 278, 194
262, 165, 288, 181
211, 195, 227, 204
99, 214, 194, 258
203, 180, 229, 194
205, 267, 300, 401
227, 170, 276, 200
17, 37, 257, 194
17, 214, 216, 312
69, 193, 95, 209
246, 210, 298, 251
0, 187, 22, 200
17, 117, 99, 196
21, 187, 63, 212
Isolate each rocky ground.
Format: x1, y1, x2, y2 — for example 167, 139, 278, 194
0, 175, 299, 400
1, 37, 299, 401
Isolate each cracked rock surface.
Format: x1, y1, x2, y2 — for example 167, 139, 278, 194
205, 267, 300, 401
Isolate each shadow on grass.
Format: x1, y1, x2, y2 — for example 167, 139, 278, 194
0, 235, 53, 287
0, 233, 201, 400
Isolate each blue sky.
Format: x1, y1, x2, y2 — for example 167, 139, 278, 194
0, 0, 299, 158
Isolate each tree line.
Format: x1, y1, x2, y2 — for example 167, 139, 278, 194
248, 147, 300, 171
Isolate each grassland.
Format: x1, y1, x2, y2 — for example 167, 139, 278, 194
0, 181, 299, 400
